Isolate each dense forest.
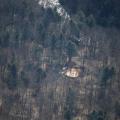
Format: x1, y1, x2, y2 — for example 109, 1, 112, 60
60, 0, 120, 28
0, 0, 120, 120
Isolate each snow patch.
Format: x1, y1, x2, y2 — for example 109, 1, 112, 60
39, 0, 70, 19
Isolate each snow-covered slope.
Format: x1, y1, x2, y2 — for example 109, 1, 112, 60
39, 0, 70, 19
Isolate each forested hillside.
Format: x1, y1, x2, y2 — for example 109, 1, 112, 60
0, 0, 120, 120
60, 0, 120, 28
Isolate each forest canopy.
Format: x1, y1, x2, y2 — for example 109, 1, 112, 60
59, 0, 120, 28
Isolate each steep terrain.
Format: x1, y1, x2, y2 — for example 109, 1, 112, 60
0, 0, 120, 120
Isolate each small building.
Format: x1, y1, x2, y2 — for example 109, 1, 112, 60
64, 67, 80, 78
62, 61, 81, 78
